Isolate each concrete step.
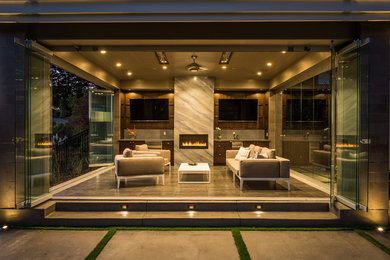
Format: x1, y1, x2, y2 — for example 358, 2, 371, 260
45, 200, 330, 213
43, 210, 340, 227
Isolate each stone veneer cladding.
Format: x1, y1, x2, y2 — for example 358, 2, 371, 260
174, 76, 214, 165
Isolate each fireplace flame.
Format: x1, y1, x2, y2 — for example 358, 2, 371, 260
336, 144, 358, 148
181, 141, 207, 147
37, 142, 52, 146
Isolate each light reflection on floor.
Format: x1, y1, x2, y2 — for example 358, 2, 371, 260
53, 166, 328, 198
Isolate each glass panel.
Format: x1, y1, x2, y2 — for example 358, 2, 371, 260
89, 90, 114, 167
26, 45, 52, 205
358, 41, 369, 209
336, 47, 359, 205
14, 39, 26, 207
281, 72, 331, 190
334, 40, 370, 209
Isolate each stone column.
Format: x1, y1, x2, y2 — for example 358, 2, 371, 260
174, 76, 214, 166
268, 91, 283, 156
113, 90, 121, 155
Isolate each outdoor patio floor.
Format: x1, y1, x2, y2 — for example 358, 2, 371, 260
53, 166, 328, 199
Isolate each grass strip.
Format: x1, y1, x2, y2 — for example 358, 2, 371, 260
85, 228, 117, 260
355, 229, 390, 256
232, 228, 251, 260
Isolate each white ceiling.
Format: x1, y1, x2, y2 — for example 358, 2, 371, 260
78, 51, 308, 81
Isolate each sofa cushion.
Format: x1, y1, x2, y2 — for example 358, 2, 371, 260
133, 153, 158, 157
261, 147, 276, 159
123, 148, 132, 157
235, 147, 250, 160
136, 144, 148, 151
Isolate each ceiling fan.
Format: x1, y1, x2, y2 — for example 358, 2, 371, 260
186, 55, 208, 72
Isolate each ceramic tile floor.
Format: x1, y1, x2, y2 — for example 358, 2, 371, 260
53, 166, 328, 198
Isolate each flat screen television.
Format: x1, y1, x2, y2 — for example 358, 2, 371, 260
218, 99, 258, 121
286, 99, 326, 121
130, 98, 169, 121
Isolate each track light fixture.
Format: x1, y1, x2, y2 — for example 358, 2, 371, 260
155, 51, 169, 65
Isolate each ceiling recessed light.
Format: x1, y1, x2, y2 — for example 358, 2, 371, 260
221, 65, 227, 70
257, 72, 262, 76
281, 51, 287, 54
127, 72, 132, 76
162, 65, 168, 70
116, 63, 122, 67
267, 62, 273, 67
100, 50, 106, 54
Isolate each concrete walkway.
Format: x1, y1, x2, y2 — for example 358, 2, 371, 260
0, 229, 106, 260
1, 229, 389, 260
98, 231, 239, 260
242, 231, 389, 260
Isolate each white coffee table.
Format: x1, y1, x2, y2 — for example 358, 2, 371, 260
178, 163, 211, 183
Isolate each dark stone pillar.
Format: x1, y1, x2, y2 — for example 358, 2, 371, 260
358, 22, 390, 225
0, 31, 18, 208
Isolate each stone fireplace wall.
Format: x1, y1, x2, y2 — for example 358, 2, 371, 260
174, 76, 214, 165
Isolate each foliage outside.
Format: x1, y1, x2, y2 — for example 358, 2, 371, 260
50, 65, 99, 186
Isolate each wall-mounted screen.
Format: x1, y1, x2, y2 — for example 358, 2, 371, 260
130, 98, 169, 121
286, 99, 326, 122
218, 99, 258, 121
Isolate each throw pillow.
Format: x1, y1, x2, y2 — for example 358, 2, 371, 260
256, 152, 268, 159
252, 152, 264, 160
254, 146, 262, 154
235, 147, 250, 160
261, 148, 276, 159
123, 148, 132, 157
248, 144, 255, 158
135, 144, 148, 151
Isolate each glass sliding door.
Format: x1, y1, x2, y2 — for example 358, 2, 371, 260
89, 89, 114, 167
25, 41, 52, 206
280, 72, 331, 189
332, 40, 369, 210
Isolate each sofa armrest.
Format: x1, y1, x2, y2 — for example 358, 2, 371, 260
157, 149, 171, 163
276, 156, 290, 178
239, 159, 280, 178
226, 150, 238, 159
